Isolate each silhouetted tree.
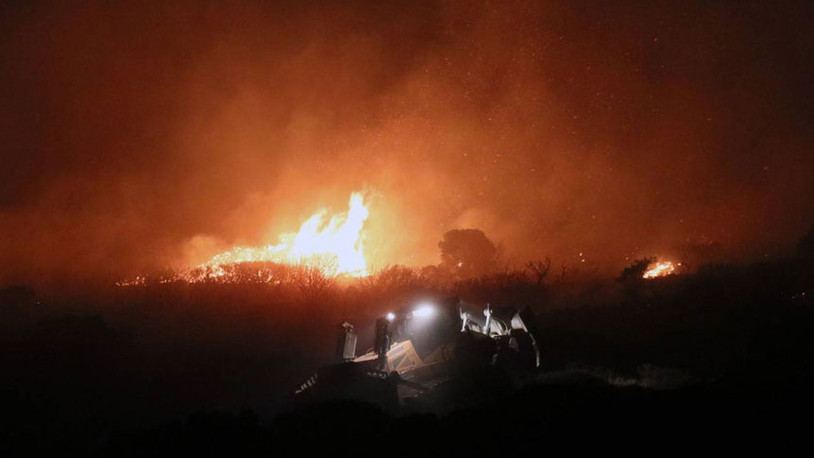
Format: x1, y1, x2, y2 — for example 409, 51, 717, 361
617, 257, 655, 282
295, 264, 337, 302
525, 258, 551, 285
362, 265, 418, 293
438, 229, 499, 279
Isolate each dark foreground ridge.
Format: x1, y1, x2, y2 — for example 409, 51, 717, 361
1, 248, 813, 456
103, 378, 813, 455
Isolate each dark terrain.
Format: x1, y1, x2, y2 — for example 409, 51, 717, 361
2, 245, 813, 455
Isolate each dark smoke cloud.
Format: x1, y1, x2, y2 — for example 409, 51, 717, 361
2, 0, 813, 289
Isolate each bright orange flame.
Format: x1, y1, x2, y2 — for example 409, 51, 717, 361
200, 192, 370, 277
642, 260, 678, 279
116, 192, 371, 286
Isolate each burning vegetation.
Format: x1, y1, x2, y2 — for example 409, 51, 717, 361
643, 260, 680, 279
118, 192, 370, 286
116, 191, 689, 289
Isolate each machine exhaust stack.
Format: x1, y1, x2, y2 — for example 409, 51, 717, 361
336, 322, 358, 362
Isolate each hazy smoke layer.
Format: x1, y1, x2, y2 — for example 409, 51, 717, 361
2, 0, 813, 289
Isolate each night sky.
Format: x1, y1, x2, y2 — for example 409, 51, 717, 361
2, 0, 813, 289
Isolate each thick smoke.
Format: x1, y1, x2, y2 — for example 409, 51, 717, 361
1, 0, 813, 290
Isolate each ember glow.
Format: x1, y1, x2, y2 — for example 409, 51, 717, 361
643, 261, 679, 279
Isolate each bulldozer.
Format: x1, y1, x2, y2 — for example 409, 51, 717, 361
294, 297, 540, 413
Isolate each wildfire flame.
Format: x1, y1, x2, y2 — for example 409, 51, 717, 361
117, 192, 371, 286
197, 192, 370, 278
642, 260, 678, 279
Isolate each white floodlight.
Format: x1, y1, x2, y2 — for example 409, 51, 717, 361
412, 303, 436, 318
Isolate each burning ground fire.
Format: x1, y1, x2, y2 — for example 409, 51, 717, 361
116, 189, 684, 287
117, 192, 370, 286
642, 260, 679, 279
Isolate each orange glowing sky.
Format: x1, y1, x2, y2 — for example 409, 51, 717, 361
1, 0, 813, 289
